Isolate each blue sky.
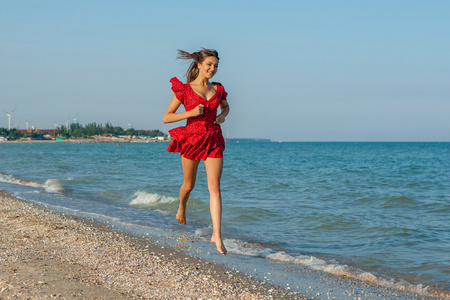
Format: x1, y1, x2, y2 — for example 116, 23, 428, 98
1, 1, 449, 141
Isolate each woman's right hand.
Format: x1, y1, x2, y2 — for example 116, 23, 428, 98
190, 104, 205, 117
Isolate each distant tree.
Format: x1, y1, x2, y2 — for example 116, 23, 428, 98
0, 128, 8, 136
103, 123, 114, 134
0, 123, 167, 139
30, 131, 44, 139
146, 129, 164, 137
85, 122, 102, 136
125, 128, 136, 136
113, 126, 124, 136
7, 129, 21, 140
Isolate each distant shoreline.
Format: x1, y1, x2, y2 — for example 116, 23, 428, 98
226, 138, 271, 143
0, 137, 169, 143
1, 138, 274, 144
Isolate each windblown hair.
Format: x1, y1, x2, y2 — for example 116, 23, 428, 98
177, 48, 219, 82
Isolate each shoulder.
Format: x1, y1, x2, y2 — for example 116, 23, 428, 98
212, 82, 226, 93
213, 81, 224, 88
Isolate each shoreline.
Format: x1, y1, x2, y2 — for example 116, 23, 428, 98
0, 138, 169, 144
0, 190, 308, 299
1, 189, 448, 299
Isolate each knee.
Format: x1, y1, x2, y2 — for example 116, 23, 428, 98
208, 181, 221, 194
181, 182, 195, 193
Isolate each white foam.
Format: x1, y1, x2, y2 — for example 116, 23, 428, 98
356, 272, 378, 283
265, 251, 298, 263
224, 238, 436, 297
0, 173, 43, 188
44, 179, 65, 193
195, 228, 210, 237
0, 173, 66, 193
224, 239, 272, 257
129, 190, 178, 207
265, 252, 351, 276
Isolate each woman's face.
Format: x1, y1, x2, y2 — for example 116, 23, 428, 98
198, 56, 219, 79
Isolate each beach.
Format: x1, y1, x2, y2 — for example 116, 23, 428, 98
0, 190, 308, 299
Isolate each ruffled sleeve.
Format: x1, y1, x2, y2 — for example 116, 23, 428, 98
170, 77, 185, 104
222, 89, 228, 101
216, 83, 228, 101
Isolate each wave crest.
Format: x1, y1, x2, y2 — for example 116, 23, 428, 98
129, 190, 178, 207
224, 238, 435, 296
0, 173, 65, 193
44, 179, 65, 193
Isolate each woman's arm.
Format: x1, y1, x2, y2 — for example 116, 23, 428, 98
214, 100, 230, 124
163, 95, 205, 124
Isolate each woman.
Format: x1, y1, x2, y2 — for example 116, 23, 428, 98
163, 48, 230, 255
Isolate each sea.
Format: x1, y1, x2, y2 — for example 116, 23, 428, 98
0, 142, 448, 299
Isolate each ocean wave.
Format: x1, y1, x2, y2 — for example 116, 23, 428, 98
129, 190, 178, 207
0, 173, 65, 193
223, 238, 438, 297
0, 172, 42, 188
383, 196, 421, 208
44, 179, 65, 193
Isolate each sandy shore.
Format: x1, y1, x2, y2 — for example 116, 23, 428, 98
0, 190, 309, 299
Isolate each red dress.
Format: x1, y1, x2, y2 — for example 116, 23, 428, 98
167, 77, 228, 160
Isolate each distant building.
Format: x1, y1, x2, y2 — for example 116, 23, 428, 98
19, 129, 61, 134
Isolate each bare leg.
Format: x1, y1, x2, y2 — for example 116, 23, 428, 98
176, 156, 200, 225
204, 157, 227, 255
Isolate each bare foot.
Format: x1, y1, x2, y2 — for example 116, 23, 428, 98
211, 235, 227, 255
176, 204, 186, 225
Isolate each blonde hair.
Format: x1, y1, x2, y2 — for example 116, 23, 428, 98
177, 48, 220, 82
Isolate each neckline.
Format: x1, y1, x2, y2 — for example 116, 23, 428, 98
188, 83, 218, 102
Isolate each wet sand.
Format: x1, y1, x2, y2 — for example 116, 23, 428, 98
0, 190, 309, 299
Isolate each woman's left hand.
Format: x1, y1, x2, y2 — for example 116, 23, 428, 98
214, 115, 225, 124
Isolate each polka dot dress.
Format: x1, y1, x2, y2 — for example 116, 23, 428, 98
167, 77, 228, 160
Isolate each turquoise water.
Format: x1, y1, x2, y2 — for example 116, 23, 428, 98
0, 142, 449, 294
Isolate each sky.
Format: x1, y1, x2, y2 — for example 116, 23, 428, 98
1, 0, 449, 141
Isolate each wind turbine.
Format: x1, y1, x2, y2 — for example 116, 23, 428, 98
73, 111, 79, 124
3, 107, 16, 130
